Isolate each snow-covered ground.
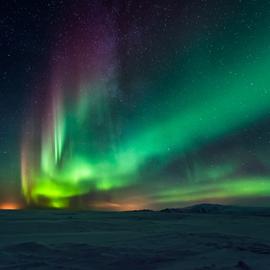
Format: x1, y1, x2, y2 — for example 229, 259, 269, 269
0, 207, 270, 269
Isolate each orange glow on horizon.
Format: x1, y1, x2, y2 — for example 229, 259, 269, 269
0, 202, 21, 210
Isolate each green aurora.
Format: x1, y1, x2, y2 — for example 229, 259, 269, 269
20, 1, 270, 209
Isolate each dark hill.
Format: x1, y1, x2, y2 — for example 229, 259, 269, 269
160, 203, 270, 216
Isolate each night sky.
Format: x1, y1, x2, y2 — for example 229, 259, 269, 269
1, 0, 270, 210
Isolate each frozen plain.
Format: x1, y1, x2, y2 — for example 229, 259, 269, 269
0, 205, 270, 269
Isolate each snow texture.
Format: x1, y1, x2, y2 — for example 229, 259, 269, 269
0, 205, 270, 269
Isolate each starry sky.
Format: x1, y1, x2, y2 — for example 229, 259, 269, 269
2, 0, 270, 210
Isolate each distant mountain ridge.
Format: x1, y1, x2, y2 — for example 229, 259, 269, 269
160, 203, 270, 216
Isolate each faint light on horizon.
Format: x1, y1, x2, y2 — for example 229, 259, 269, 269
91, 200, 147, 211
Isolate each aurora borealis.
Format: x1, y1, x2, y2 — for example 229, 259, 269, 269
2, 0, 270, 209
